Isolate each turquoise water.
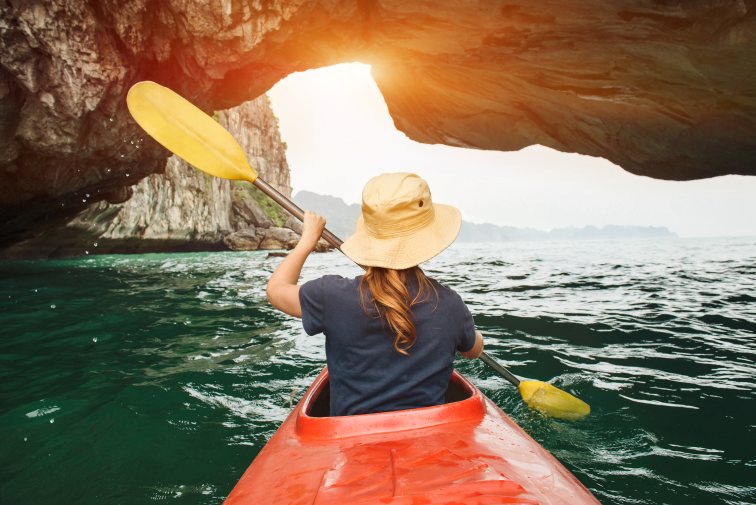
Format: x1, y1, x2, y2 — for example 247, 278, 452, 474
1, 238, 755, 504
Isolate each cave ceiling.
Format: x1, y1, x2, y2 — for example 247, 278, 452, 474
0, 0, 755, 246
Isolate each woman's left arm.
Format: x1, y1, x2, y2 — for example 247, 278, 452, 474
266, 212, 326, 317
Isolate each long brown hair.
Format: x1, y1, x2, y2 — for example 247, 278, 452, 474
359, 266, 438, 355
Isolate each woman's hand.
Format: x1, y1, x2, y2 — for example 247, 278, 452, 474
297, 211, 326, 252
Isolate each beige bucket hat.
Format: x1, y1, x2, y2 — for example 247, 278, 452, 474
341, 173, 461, 269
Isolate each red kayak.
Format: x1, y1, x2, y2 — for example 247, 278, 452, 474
225, 369, 600, 504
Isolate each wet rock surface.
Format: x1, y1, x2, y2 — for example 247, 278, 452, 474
224, 228, 262, 251
1, 1, 755, 247
257, 227, 300, 250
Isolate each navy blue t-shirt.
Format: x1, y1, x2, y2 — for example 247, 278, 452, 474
298, 275, 477, 416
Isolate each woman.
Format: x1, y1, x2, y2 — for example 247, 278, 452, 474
267, 172, 484, 416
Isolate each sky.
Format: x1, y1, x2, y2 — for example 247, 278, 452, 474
267, 63, 756, 238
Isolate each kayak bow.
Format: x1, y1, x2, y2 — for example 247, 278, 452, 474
225, 369, 599, 505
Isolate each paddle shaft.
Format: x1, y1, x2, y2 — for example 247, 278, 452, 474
253, 178, 520, 387
479, 352, 520, 386
254, 179, 343, 249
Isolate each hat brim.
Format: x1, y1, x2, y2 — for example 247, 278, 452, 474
340, 203, 461, 269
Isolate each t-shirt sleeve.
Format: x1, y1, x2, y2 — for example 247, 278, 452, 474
456, 297, 477, 353
299, 277, 326, 335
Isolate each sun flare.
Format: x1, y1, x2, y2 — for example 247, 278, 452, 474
269, 64, 756, 238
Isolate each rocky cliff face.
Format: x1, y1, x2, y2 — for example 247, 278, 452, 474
1, 95, 293, 257
1, 1, 755, 247
220, 100, 291, 197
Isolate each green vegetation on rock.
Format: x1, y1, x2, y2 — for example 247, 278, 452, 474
234, 181, 288, 227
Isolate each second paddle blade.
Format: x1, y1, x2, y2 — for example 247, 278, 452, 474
126, 81, 257, 183
518, 380, 590, 421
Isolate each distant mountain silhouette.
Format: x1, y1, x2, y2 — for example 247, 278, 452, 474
293, 191, 677, 241
294, 191, 362, 239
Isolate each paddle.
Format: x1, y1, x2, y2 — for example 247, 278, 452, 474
126, 80, 590, 421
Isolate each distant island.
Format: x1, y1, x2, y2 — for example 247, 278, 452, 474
294, 191, 677, 242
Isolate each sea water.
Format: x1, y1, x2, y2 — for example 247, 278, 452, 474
1, 237, 754, 504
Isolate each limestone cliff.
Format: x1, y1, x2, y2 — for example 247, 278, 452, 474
1, 95, 293, 257
1, 1, 755, 247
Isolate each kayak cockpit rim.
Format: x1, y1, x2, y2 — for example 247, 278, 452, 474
295, 369, 487, 441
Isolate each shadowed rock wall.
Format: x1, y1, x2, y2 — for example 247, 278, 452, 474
0, 96, 293, 257
1, 1, 755, 247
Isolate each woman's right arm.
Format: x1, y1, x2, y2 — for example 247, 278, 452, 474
460, 330, 484, 359
266, 211, 326, 317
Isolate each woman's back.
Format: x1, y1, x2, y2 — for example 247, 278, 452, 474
266, 172, 484, 417
300, 274, 476, 416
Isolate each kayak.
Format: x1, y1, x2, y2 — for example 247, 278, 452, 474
225, 368, 600, 505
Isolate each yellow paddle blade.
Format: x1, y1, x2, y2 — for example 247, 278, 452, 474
126, 81, 257, 183
518, 380, 590, 421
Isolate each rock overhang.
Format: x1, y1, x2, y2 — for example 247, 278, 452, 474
1, 1, 755, 247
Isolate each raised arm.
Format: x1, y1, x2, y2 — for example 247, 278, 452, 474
266, 211, 326, 317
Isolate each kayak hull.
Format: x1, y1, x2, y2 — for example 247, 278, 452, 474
225, 368, 599, 505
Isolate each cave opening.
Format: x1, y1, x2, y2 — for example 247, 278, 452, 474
267, 63, 756, 239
